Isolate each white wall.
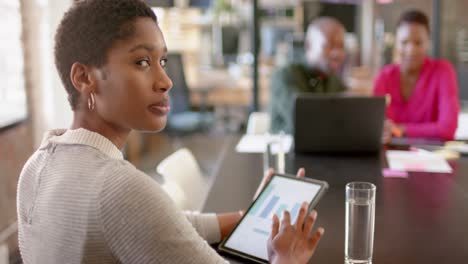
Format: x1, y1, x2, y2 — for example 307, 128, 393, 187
21, 0, 72, 146
42, 0, 73, 131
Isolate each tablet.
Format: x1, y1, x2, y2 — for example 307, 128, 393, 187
218, 173, 328, 263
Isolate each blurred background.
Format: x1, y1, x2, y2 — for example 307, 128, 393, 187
1, 0, 467, 263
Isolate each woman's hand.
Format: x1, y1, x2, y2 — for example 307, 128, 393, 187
383, 119, 394, 143
222, 168, 307, 244
217, 210, 244, 240
267, 202, 324, 264
253, 168, 305, 200
383, 119, 405, 143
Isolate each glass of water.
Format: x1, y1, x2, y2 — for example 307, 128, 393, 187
345, 182, 376, 264
263, 139, 286, 175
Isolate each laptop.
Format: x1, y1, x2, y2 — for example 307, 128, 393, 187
294, 94, 385, 153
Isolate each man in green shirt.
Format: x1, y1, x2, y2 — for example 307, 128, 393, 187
269, 17, 347, 134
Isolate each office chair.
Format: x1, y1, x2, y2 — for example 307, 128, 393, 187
246, 112, 271, 135
287, 34, 305, 63
156, 148, 209, 211
165, 53, 215, 134
221, 25, 240, 65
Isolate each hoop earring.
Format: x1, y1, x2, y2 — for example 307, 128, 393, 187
87, 92, 95, 111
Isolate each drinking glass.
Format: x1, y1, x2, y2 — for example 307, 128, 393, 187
263, 140, 285, 175
345, 182, 376, 264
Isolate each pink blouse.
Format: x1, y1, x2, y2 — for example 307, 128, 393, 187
374, 57, 459, 140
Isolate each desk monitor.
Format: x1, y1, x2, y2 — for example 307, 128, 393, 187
294, 94, 385, 153
219, 174, 328, 263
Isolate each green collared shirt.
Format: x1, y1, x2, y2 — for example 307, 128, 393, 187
269, 62, 347, 134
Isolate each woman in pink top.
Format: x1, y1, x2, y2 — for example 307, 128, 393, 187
374, 10, 459, 141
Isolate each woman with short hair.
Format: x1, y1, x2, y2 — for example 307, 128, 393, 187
16, 1, 324, 263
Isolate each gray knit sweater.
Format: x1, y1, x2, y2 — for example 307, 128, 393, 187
17, 128, 227, 263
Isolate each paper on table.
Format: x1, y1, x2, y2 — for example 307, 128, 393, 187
455, 112, 468, 140
235, 134, 293, 153
386, 150, 453, 173
382, 168, 409, 178
445, 141, 468, 154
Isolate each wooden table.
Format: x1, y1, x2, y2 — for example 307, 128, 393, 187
203, 137, 468, 264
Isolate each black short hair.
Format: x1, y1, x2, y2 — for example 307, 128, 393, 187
397, 9, 430, 33
54, 0, 157, 110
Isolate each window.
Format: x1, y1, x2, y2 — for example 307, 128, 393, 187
0, 1, 27, 128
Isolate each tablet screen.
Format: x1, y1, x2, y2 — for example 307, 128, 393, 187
221, 174, 327, 262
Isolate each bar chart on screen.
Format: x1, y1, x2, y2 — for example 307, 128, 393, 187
224, 177, 321, 260
250, 184, 303, 223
